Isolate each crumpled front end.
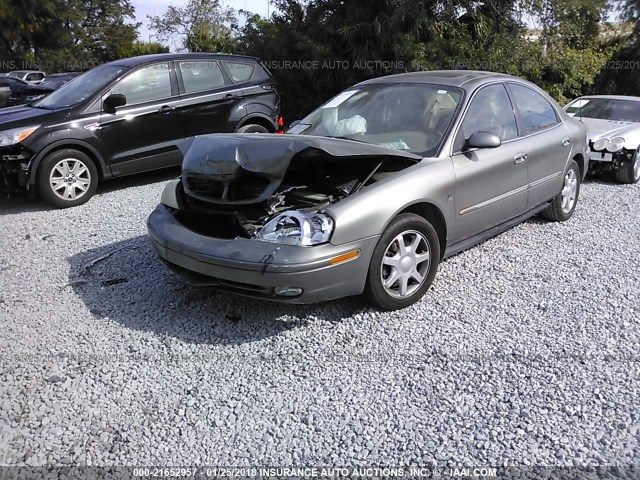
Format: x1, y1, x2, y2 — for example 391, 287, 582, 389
147, 133, 420, 302
0, 145, 33, 193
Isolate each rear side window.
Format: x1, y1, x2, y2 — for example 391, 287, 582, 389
224, 62, 255, 83
180, 61, 226, 93
509, 83, 559, 135
111, 63, 172, 105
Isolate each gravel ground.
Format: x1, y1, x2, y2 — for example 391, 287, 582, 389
0, 169, 639, 467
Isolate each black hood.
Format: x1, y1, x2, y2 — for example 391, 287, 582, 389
180, 133, 422, 205
0, 104, 67, 128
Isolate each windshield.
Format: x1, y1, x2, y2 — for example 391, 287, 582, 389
40, 78, 70, 89
36, 65, 128, 109
566, 98, 640, 123
289, 83, 463, 156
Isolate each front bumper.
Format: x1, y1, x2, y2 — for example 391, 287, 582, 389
0, 146, 32, 192
147, 204, 379, 304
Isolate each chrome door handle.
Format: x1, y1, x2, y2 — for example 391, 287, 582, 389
562, 137, 571, 147
159, 105, 176, 114
514, 153, 528, 164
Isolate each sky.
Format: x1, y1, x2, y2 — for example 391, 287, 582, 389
131, 0, 272, 45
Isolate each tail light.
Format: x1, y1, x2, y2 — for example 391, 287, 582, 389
276, 116, 285, 134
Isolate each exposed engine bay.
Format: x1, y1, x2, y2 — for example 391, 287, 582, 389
174, 134, 421, 239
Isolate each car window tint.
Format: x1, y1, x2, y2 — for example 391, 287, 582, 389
509, 84, 558, 134
461, 84, 518, 143
180, 61, 225, 93
111, 63, 172, 105
224, 62, 255, 83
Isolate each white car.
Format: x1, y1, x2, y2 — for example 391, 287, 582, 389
6, 70, 46, 85
565, 95, 640, 184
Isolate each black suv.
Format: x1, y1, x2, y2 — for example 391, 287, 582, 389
0, 53, 282, 207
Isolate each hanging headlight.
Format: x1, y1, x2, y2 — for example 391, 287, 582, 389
592, 138, 608, 151
257, 210, 334, 246
606, 137, 625, 153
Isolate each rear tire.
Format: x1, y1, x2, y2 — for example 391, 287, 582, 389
364, 214, 440, 311
237, 123, 269, 134
614, 148, 640, 184
540, 160, 580, 222
36, 149, 98, 208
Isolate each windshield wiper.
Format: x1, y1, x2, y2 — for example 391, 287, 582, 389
327, 135, 367, 143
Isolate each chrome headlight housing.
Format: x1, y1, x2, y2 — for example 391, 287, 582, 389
257, 210, 334, 246
0, 125, 40, 146
606, 137, 625, 153
592, 138, 608, 151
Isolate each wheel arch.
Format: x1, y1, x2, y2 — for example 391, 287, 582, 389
396, 202, 448, 259
235, 113, 277, 133
571, 152, 586, 179
29, 140, 109, 186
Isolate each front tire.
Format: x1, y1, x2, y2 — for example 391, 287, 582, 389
36, 149, 98, 208
365, 213, 440, 311
540, 160, 581, 222
237, 123, 269, 134
614, 148, 640, 184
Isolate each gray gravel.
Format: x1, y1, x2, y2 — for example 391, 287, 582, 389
0, 170, 639, 467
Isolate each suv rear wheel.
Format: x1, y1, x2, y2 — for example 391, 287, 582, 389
237, 123, 269, 134
37, 149, 98, 208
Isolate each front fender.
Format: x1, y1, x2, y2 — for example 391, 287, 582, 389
326, 159, 455, 246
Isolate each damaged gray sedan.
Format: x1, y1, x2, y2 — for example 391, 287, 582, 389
147, 71, 589, 310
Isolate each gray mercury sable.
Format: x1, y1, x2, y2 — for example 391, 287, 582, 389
147, 70, 589, 311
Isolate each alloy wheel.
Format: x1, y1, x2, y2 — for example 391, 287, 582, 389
561, 169, 578, 214
49, 158, 92, 201
380, 230, 431, 298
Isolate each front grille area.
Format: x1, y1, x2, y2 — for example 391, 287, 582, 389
183, 172, 272, 202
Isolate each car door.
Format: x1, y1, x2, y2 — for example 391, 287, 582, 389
95, 61, 185, 177
507, 83, 567, 209
451, 83, 528, 242
176, 60, 244, 136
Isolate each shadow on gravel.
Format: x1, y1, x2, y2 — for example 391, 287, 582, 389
67, 235, 364, 344
0, 167, 180, 215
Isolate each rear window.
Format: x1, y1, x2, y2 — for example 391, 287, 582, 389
224, 62, 255, 83
179, 61, 226, 93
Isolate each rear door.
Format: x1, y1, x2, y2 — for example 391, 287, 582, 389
95, 61, 185, 176
451, 83, 529, 242
176, 60, 244, 136
507, 83, 567, 208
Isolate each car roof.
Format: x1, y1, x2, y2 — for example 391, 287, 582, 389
358, 70, 523, 90
573, 95, 640, 102
108, 53, 262, 68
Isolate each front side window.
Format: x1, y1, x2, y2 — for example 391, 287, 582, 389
179, 61, 225, 94
460, 84, 518, 147
224, 62, 255, 83
509, 83, 558, 135
292, 83, 463, 157
37, 64, 128, 109
110, 63, 172, 105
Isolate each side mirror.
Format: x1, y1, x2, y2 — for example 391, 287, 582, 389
103, 94, 126, 114
467, 131, 501, 149
289, 120, 301, 129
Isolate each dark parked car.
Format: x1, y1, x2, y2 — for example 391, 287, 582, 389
0, 76, 30, 108
6, 70, 46, 85
0, 53, 282, 207
5, 73, 81, 107
148, 70, 589, 310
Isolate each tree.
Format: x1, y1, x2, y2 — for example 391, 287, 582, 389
118, 41, 170, 58
0, 0, 140, 73
148, 0, 237, 52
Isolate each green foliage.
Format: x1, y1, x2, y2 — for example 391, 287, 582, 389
0, 0, 139, 73
118, 42, 171, 58
148, 0, 237, 53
